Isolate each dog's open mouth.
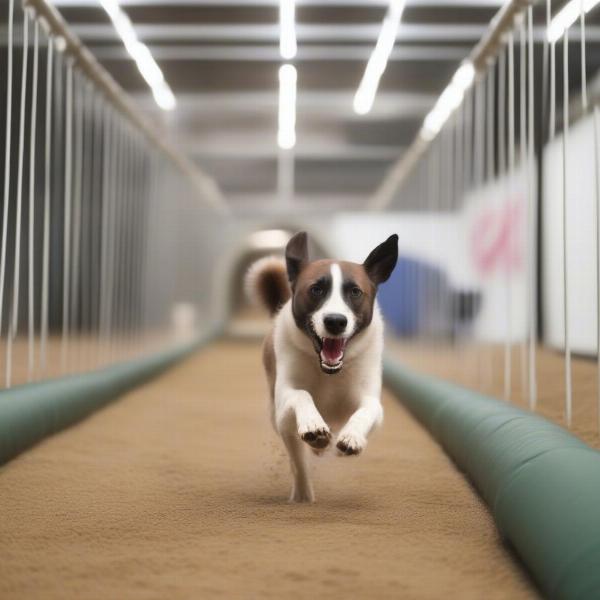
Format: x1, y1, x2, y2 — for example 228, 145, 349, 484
319, 337, 347, 374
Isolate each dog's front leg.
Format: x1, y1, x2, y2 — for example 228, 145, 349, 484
275, 387, 331, 503
336, 396, 383, 456
275, 387, 331, 451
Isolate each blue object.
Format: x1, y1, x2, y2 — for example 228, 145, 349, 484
378, 256, 448, 337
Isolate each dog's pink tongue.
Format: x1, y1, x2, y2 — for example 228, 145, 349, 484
322, 338, 345, 364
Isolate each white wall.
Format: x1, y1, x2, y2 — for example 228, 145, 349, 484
330, 212, 461, 277
331, 178, 530, 344
333, 113, 600, 352
542, 112, 599, 354
460, 168, 530, 343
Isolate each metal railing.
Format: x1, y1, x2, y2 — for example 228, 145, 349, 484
0, 0, 227, 388
372, 0, 600, 440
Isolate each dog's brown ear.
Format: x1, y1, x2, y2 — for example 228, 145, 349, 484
363, 234, 398, 285
285, 231, 309, 284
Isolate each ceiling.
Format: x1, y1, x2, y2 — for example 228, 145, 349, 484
49, 0, 596, 213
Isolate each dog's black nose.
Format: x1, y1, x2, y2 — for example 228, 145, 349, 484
324, 313, 347, 335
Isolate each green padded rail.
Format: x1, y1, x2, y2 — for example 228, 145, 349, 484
384, 356, 600, 600
0, 329, 217, 466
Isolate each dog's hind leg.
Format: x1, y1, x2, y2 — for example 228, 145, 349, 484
281, 431, 314, 503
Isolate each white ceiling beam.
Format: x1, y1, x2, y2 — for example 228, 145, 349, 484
70, 23, 489, 42
132, 90, 436, 118
226, 194, 369, 215
90, 43, 470, 61
52, 0, 506, 8
4, 25, 587, 46
188, 144, 405, 160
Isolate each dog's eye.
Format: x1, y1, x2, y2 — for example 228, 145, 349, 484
310, 285, 324, 297
350, 286, 363, 298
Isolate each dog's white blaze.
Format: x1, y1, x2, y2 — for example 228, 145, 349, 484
311, 263, 356, 339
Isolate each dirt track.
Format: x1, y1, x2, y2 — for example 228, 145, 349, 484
0, 340, 538, 599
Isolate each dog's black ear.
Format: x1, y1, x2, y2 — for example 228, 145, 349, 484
286, 231, 309, 283
363, 234, 398, 285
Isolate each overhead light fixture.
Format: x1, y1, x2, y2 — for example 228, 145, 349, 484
353, 0, 406, 115
249, 229, 291, 249
280, 0, 297, 60
547, 0, 599, 43
99, 0, 176, 110
421, 61, 475, 141
278, 64, 297, 149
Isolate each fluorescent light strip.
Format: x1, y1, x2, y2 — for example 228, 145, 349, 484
99, 0, 176, 110
548, 0, 599, 43
353, 0, 406, 115
280, 0, 296, 59
278, 64, 297, 149
420, 61, 475, 140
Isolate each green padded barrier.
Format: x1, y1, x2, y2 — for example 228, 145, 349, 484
383, 356, 600, 600
0, 329, 218, 466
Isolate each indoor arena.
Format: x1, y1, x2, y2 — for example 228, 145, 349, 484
1, 1, 600, 598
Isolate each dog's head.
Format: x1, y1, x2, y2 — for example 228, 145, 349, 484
285, 232, 398, 375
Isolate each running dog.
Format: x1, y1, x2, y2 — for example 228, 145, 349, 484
246, 232, 398, 503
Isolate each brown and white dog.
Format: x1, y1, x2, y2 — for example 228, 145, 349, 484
246, 232, 398, 502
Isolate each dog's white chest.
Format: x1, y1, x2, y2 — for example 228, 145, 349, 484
303, 368, 361, 428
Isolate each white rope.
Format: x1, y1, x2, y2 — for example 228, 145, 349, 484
550, 43, 556, 141
594, 104, 600, 437
461, 93, 475, 385
70, 73, 84, 372
485, 65, 495, 393
61, 59, 74, 371
475, 78, 485, 187
106, 111, 119, 361
113, 118, 127, 361
498, 47, 511, 401
127, 130, 137, 355
507, 35, 515, 403
132, 135, 146, 352
0, 0, 15, 373
527, 5, 537, 410
79, 82, 93, 371
487, 66, 495, 182
581, 0, 587, 112
40, 36, 54, 375
463, 87, 473, 197
450, 108, 461, 353
520, 17, 528, 403
563, 29, 572, 428
6, 9, 30, 388
474, 78, 485, 391
89, 94, 103, 366
99, 102, 112, 363
498, 49, 506, 178
123, 128, 134, 357
28, 17, 40, 382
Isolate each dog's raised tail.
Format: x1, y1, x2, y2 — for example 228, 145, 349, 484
245, 256, 290, 316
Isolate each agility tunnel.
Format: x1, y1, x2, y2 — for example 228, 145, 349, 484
2, 0, 600, 598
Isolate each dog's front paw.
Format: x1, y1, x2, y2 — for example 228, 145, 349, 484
336, 430, 366, 456
298, 421, 331, 449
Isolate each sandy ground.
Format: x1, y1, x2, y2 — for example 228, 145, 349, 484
0, 340, 538, 599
